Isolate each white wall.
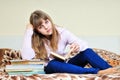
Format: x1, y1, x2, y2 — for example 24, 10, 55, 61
80, 36, 120, 54
0, 0, 120, 54
0, 0, 120, 36
0, 36, 23, 50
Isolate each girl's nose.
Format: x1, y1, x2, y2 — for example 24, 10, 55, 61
44, 25, 48, 29
44, 26, 48, 28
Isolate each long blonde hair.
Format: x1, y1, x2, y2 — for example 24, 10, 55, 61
30, 10, 60, 60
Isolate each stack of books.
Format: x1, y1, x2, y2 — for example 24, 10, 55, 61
5, 59, 45, 76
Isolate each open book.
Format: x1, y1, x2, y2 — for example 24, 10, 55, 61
50, 49, 73, 61
50, 52, 66, 61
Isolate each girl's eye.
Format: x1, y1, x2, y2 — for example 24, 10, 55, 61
45, 20, 49, 24
38, 26, 43, 29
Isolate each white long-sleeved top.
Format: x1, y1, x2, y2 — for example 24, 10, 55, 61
21, 26, 88, 60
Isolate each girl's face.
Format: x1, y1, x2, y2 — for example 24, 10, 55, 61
36, 19, 53, 37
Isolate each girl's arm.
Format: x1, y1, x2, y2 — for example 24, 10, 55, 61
21, 24, 35, 60
64, 28, 88, 53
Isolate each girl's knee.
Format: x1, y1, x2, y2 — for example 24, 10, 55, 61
82, 48, 95, 53
47, 59, 61, 67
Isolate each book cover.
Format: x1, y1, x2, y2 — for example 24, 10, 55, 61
7, 69, 45, 76
6, 64, 44, 71
6, 64, 45, 76
10, 59, 45, 65
5, 59, 45, 76
5, 64, 44, 76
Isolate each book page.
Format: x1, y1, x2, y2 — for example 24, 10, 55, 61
50, 52, 66, 61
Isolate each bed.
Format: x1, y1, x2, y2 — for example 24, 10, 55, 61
0, 48, 120, 80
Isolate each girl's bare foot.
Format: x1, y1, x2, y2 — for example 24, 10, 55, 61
98, 67, 117, 75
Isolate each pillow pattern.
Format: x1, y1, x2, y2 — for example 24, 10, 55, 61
0, 48, 120, 68
93, 48, 120, 67
0, 48, 22, 69
0, 48, 120, 80
0, 48, 120, 67
0, 72, 120, 80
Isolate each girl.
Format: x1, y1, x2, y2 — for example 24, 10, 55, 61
21, 10, 117, 74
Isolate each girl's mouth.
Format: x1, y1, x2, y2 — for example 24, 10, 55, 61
47, 29, 51, 33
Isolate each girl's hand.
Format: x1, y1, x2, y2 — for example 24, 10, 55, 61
70, 43, 80, 53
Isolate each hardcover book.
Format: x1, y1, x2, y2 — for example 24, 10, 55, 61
5, 59, 45, 76
6, 64, 44, 72
10, 59, 45, 65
